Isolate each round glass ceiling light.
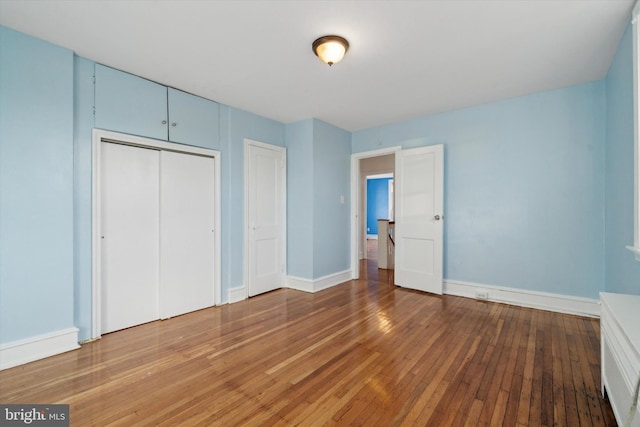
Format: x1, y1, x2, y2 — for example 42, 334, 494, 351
312, 35, 349, 66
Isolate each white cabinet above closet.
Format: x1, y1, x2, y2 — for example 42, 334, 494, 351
94, 64, 219, 149
95, 64, 167, 141
167, 87, 219, 147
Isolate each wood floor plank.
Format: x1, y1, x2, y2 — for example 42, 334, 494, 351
502, 310, 529, 426
551, 314, 567, 427
517, 307, 538, 426
476, 306, 517, 427
0, 257, 616, 426
492, 308, 525, 426
423, 304, 504, 426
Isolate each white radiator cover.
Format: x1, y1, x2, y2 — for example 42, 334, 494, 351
600, 292, 640, 427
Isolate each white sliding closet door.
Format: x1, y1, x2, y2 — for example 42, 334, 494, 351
101, 142, 160, 334
160, 151, 216, 318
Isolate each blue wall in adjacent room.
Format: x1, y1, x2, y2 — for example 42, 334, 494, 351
0, 27, 75, 343
353, 82, 606, 299
366, 178, 392, 235
605, 24, 640, 295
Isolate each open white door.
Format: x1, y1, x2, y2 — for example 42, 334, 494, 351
246, 141, 286, 297
394, 145, 444, 294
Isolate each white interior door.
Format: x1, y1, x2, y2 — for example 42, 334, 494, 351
247, 142, 285, 297
394, 145, 444, 294
160, 151, 216, 318
101, 142, 160, 333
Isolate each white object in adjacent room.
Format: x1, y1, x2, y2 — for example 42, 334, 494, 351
394, 145, 444, 295
377, 219, 394, 270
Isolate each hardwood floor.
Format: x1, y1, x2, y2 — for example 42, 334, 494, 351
0, 257, 616, 426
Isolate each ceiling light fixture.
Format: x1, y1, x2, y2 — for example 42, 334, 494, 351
312, 35, 349, 66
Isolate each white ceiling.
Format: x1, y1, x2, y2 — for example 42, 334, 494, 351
0, 0, 634, 132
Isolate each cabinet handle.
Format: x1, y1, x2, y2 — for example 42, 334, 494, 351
162, 120, 167, 125
171, 122, 177, 127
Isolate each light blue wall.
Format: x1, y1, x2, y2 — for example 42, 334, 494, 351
0, 27, 75, 343
366, 178, 392, 235
286, 119, 315, 278
220, 105, 286, 297
312, 120, 351, 279
4, 19, 638, 351
285, 119, 351, 280
353, 82, 606, 299
73, 56, 95, 341
605, 24, 640, 295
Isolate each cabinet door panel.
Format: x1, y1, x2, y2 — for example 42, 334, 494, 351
168, 88, 219, 149
95, 64, 168, 140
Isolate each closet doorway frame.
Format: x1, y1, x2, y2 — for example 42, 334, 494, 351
91, 129, 221, 339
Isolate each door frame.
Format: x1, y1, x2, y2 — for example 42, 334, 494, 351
243, 139, 287, 298
92, 129, 221, 339
350, 147, 401, 279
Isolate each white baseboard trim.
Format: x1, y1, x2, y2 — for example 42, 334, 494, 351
314, 270, 353, 292
444, 280, 600, 318
230, 271, 354, 301
287, 270, 353, 293
286, 276, 314, 292
228, 286, 247, 304
0, 327, 80, 370
367, 235, 378, 240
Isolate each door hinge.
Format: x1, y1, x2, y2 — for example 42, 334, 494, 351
92, 75, 96, 84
